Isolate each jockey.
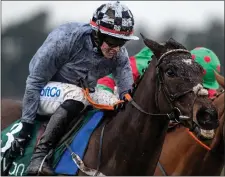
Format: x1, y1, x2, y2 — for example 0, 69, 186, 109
97, 47, 154, 94
9, 1, 139, 175
190, 47, 221, 99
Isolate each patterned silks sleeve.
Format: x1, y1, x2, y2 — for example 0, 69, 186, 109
21, 28, 71, 124
112, 47, 134, 99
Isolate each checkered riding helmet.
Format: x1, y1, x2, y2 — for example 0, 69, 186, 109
90, 1, 139, 40
191, 47, 221, 89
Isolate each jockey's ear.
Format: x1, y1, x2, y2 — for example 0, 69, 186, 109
140, 33, 166, 59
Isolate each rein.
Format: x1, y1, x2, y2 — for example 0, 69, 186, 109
124, 93, 183, 121
186, 128, 211, 151
82, 87, 124, 111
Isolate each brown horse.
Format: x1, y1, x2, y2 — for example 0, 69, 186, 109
154, 72, 224, 176
1, 36, 219, 176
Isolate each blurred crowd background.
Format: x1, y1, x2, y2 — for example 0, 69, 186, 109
2, 1, 224, 99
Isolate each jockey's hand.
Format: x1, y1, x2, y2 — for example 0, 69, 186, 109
113, 92, 133, 112
9, 135, 31, 157
113, 101, 125, 111
8, 122, 33, 157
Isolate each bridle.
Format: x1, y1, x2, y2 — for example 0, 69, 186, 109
128, 49, 200, 125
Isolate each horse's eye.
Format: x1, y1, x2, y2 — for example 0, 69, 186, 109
166, 69, 176, 77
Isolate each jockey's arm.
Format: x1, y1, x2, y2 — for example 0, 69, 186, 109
96, 56, 138, 94
21, 29, 70, 125
112, 47, 134, 100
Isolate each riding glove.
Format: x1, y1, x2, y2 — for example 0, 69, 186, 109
9, 122, 33, 157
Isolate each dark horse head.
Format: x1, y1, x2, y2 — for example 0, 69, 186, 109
141, 35, 219, 131
81, 36, 219, 176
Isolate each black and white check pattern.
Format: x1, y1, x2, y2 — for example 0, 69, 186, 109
90, 1, 138, 40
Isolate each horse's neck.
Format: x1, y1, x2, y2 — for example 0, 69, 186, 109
159, 120, 224, 176
198, 120, 224, 176
102, 58, 170, 175
210, 110, 224, 151
155, 127, 197, 175
213, 92, 224, 117
210, 94, 224, 152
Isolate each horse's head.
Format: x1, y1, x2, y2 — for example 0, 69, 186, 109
141, 34, 219, 131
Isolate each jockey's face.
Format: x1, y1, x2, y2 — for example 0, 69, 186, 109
100, 34, 128, 59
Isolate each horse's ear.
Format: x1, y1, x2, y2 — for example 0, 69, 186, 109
140, 33, 166, 59
165, 38, 187, 50
214, 71, 225, 88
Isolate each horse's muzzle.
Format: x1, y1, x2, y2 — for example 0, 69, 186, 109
196, 106, 219, 130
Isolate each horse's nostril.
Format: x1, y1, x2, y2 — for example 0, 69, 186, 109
196, 107, 219, 130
